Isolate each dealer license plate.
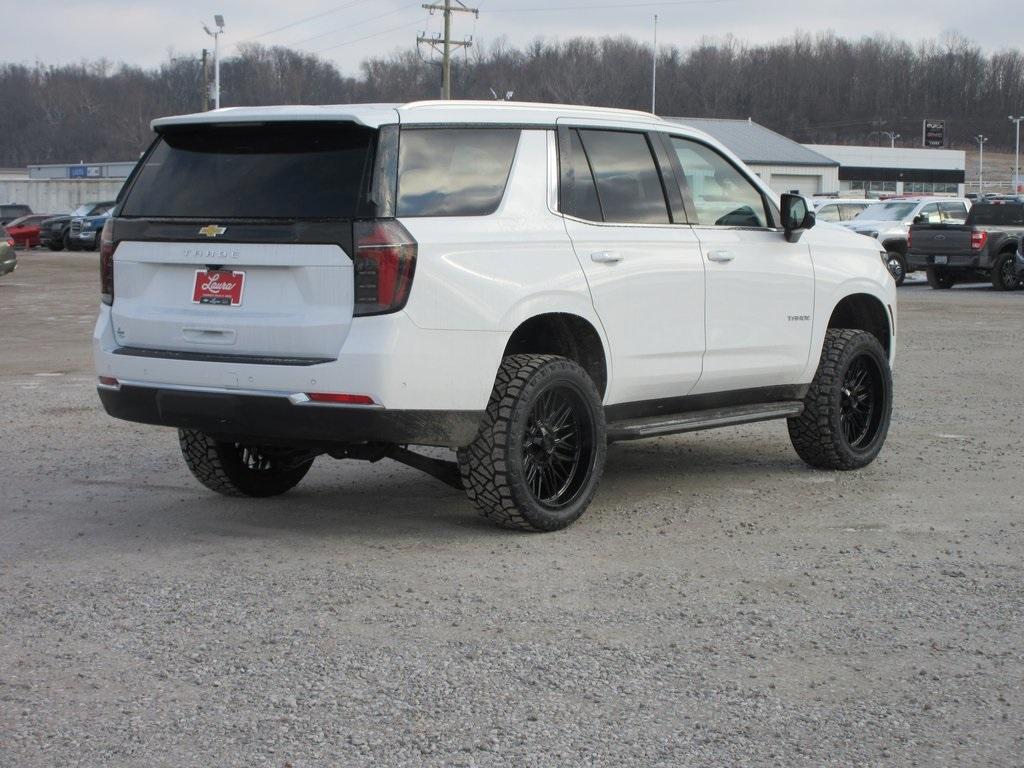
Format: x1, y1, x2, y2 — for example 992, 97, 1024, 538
192, 269, 245, 306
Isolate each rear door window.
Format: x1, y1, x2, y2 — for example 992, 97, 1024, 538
940, 202, 968, 223
576, 129, 670, 224
816, 204, 840, 222
397, 128, 520, 217
121, 123, 376, 219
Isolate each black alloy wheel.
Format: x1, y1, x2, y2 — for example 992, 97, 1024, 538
521, 386, 594, 509
839, 354, 885, 450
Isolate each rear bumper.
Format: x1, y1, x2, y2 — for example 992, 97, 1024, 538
97, 384, 483, 448
906, 252, 986, 270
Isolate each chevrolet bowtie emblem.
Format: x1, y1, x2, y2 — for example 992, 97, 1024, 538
198, 224, 226, 238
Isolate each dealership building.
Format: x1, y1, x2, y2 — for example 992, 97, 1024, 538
804, 144, 966, 197
668, 116, 967, 198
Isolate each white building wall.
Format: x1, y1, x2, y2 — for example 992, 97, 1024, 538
747, 164, 840, 196
0, 179, 126, 215
804, 144, 966, 197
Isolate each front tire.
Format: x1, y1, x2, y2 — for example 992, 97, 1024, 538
788, 329, 892, 470
178, 429, 313, 497
64, 233, 80, 252
991, 252, 1021, 291
458, 354, 606, 532
886, 251, 907, 286
926, 267, 955, 289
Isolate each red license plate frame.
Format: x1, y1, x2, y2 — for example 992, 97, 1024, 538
192, 269, 245, 306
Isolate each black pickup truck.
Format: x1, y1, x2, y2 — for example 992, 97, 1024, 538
908, 200, 1024, 290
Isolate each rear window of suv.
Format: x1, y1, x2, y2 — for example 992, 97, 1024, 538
121, 123, 376, 219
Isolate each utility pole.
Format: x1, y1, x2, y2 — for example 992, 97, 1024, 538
200, 48, 210, 111
975, 134, 988, 193
418, 0, 478, 99
1010, 115, 1024, 192
651, 14, 658, 114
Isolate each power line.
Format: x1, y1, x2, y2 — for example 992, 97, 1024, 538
487, 0, 737, 11
290, 3, 422, 48
315, 17, 428, 54
239, 0, 377, 43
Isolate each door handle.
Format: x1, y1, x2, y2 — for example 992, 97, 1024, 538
590, 251, 623, 264
707, 250, 734, 263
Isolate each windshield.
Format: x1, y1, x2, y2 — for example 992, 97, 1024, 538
121, 123, 376, 219
856, 202, 917, 221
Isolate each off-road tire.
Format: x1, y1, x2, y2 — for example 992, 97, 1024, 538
886, 251, 907, 286
178, 429, 313, 497
926, 267, 954, 289
991, 252, 1021, 291
788, 329, 892, 470
457, 354, 606, 532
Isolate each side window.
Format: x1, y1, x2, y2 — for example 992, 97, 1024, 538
577, 129, 670, 224
816, 204, 841, 222
919, 203, 941, 223
397, 128, 520, 217
670, 137, 768, 228
839, 203, 866, 221
940, 202, 968, 223
561, 129, 603, 222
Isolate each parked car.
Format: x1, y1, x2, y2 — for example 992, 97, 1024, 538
68, 204, 115, 251
810, 198, 873, 223
0, 229, 16, 276
0, 203, 32, 226
843, 197, 971, 285
94, 101, 896, 532
40, 201, 117, 251
4, 214, 52, 248
907, 200, 1024, 290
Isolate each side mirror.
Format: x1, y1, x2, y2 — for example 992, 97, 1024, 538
912, 214, 926, 224
781, 193, 815, 242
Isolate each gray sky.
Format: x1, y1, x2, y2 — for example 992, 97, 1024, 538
6, 0, 1012, 74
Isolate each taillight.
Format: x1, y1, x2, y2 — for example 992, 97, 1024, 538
352, 220, 416, 316
971, 230, 988, 250
99, 219, 117, 305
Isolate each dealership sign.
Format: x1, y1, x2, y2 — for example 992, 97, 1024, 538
923, 119, 945, 148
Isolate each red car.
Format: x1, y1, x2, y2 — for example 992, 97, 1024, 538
5, 214, 52, 248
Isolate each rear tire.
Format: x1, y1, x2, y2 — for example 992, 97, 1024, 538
991, 252, 1021, 291
457, 354, 606, 532
178, 429, 313, 497
926, 267, 955, 289
886, 251, 907, 286
788, 329, 892, 470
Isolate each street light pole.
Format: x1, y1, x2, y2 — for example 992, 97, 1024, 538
651, 14, 658, 114
974, 134, 988, 194
882, 130, 900, 149
203, 15, 225, 109
1010, 116, 1024, 193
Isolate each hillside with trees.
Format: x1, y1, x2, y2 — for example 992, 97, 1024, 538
1, 31, 1022, 166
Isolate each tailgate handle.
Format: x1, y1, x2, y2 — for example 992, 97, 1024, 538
182, 327, 236, 346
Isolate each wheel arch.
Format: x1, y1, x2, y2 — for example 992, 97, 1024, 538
880, 237, 907, 255
502, 312, 609, 398
826, 292, 892, 359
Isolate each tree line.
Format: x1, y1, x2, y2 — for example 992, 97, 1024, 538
0, 31, 1021, 167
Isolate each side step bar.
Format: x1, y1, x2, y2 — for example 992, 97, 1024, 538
606, 401, 804, 443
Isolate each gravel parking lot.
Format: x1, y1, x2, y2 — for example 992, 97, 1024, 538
1, 251, 1022, 767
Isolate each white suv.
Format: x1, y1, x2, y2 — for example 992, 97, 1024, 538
94, 101, 897, 531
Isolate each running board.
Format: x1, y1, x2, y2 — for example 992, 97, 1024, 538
606, 401, 804, 442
